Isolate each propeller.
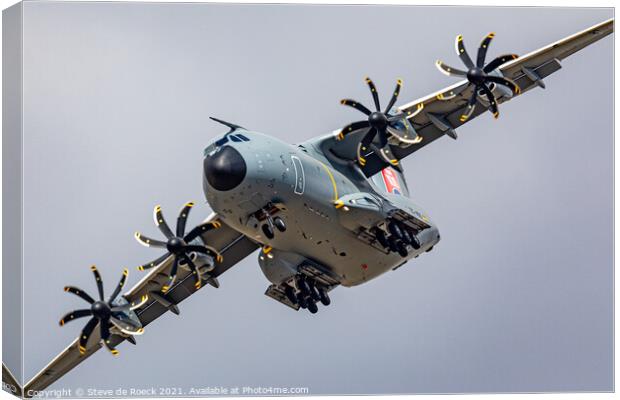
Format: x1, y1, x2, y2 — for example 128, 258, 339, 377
59, 265, 146, 356
337, 77, 423, 168
435, 32, 520, 122
134, 202, 223, 292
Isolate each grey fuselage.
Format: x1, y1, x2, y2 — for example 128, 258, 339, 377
202, 130, 440, 287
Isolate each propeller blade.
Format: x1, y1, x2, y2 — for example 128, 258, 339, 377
100, 320, 110, 340
377, 144, 399, 166
340, 99, 372, 116
403, 102, 425, 119
102, 340, 119, 356
162, 258, 179, 294
137, 252, 171, 271
386, 125, 423, 145
108, 268, 128, 303
455, 35, 475, 69
130, 293, 149, 310
485, 75, 521, 95
153, 205, 174, 239
176, 202, 195, 237
184, 245, 214, 255
480, 84, 499, 118
336, 120, 371, 141
483, 54, 518, 73
364, 77, 381, 111
109, 317, 144, 336
435, 60, 467, 77
100, 323, 119, 356
78, 317, 98, 355
459, 90, 479, 122
436, 83, 470, 101
64, 286, 95, 304
90, 265, 105, 301
134, 232, 167, 248
184, 256, 202, 290
59, 309, 92, 326
384, 79, 403, 113
184, 220, 222, 242
356, 128, 377, 166
476, 32, 495, 68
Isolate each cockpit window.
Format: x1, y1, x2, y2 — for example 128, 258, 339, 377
205, 131, 251, 156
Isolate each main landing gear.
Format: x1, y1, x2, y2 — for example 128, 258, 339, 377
373, 219, 420, 258
283, 274, 331, 314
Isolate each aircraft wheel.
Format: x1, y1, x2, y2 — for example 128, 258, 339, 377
410, 234, 421, 250
396, 241, 409, 258
273, 216, 287, 232
387, 236, 399, 253
400, 226, 413, 245
307, 279, 321, 301
262, 224, 275, 239
307, 301, 318, 314
388, 220, 403, 239
297, 274, 311, 294
297, 293, 308, 309
318, 288, 331, 306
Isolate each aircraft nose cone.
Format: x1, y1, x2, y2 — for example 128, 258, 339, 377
204, 146, 247, 191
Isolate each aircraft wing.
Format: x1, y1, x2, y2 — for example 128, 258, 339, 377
314, 18, 613, 177
23, 214, 259, 396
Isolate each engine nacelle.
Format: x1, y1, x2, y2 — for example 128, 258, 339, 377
478, 72, 515, 102
179, 251, 215, 275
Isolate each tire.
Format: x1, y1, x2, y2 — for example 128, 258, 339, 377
261, 223, 275, 239
387, 236, 399, 253
400, 226, 412, 245
273, 216, 287, 232
296, 293, 308, 309
307, 279, 320, 301
307, 301, 318, 314
388, 220, 403, 239
297, 275, 311, 295
410, 233, 421, 250
396, 241, 409, 257
318, 288, 331, 306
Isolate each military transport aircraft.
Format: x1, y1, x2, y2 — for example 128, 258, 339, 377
17, 18, 612, 396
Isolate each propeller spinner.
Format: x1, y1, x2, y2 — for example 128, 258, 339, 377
435, 33, 521, 121
337, 77, 423, 168
134, 202, 223, 292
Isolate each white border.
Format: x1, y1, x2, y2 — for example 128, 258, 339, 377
0, 2, 615, 400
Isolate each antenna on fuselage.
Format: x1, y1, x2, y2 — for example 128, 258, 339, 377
209, 116, 245, 133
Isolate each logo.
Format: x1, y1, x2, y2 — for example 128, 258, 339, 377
381, 168, 402, 195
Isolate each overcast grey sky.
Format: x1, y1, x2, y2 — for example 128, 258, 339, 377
13, 2, 613, 395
